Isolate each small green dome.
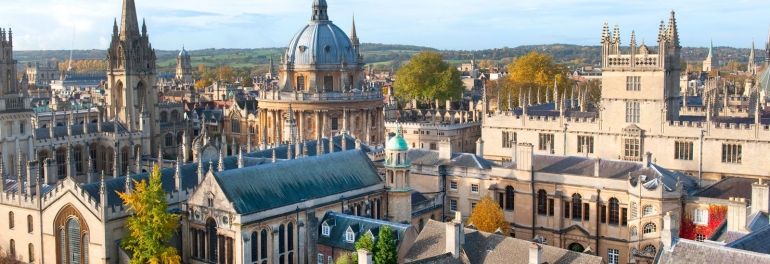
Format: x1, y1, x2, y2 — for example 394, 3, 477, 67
387, 134, 408, 151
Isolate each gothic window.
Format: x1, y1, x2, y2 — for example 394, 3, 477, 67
232, 119, 241, 133
643, 205, 655, 216
722, 143, 742, 163
27, 215, 33, 233
9, 239, 15, 257
67, 218, 81, 264
643, 222, 656, 234
74, 145, 83, 174
675, 141, 694, 160
324, 76, 333, 91
537, 190, 547, 215
577, 135, 594, 153
278, 224, 285, 253
28, 243, 34, 263
9, 211, 14, 229
7, 155, 14, 178
165, 133, 174, 147
260, 229, 268, 263
296, 76, 305, 91
538, 133, 554, 151
631, 226, 638, 236
505, 186, 514, 211
207, 219, 218, 262
287, 222, 294, 255
572, 193, 582, 220
609, 198, 620, 225
56, 147, 67, 178
120, 147, 129, 175
160, 111, 168, 123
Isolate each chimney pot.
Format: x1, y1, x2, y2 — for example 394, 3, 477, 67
529, 242, 542, 264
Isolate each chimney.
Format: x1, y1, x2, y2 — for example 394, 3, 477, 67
593, 158, 601, 177
446, 211, 463, 259
47, 158, 58, 185
26, 161, 39, 195
516, 143, 533, 171
660, 211, 678, 251
528, 243, 542, 264
475, 138, 484, 157
446, 99, 452, 111
643, 152, 652, 168
439, 139, 452, 160
727, 197, 748, 232
751, 179, 769, 215
357, 249, 373, 264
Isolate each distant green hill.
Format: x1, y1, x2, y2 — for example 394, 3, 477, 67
13, 43, 762, 73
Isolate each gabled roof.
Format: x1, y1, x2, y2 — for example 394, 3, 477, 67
317, 212, 414, 252
214, 150, 382, 214
408, 149, 500, 169
404, 220, 603, 264
657, 238, 770, 264
725, 223, 770, 254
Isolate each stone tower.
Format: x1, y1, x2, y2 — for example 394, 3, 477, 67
384, 122, 412, 223
748, 40, 757, 76
105, 0, 160, 154
702, 39, 719, 71
176, 46, 194, 84
0, 28, 17, 96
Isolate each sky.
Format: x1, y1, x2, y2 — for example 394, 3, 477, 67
1, 0, 768, 51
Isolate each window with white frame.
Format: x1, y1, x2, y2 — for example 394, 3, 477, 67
471, 184, 479, 193
328, 256, 333, 264
318, 254, 324, 264
321, 222, 330, 237
643, 222, 656, 234
450, 181, 458, 190
624, 138, 640, 159
625, 101, 640, 123
608, 248, 619, 264
345, 228, 355, 243
693, 208, 709, 225
626, 76, 641, 91
643, 205, 655, 216
450, 200, 457, 211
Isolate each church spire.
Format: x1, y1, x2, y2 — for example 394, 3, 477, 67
120, 0, 141, 40
708, 39, 713, 57
749, 39, 757, 75
350, 15, 359, 45
311, 0, 329, 21
667, 11, 679, 47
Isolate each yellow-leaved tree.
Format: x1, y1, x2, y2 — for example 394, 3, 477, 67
117, 165, 181, 264
504, 51, 571, 106
466, 195, 509, 234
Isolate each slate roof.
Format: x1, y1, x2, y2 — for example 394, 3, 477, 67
656, 239, 770, 264
408, 149, 500, 169
317, 212, 414, 252
214, 150, 382, 214
3, 179, 56, 195
746, 211, 769, 231
404, 220, 603, 264
34, 121, 127, 140
694, 177, 759, 201
725, 224, 770, 254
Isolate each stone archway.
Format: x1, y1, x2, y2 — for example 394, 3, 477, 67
568, 242, 585, 252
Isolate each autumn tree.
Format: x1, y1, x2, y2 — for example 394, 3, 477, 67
241, 73, 254, 88
467, 195, 509, 234
197, 63, 207, 73
215, 65, 236, 83
117, 165, 181, 264
374, 226, 398, 264
576, 79, 602, 105
506, 51, 571, 104
0, 246, 21, 264
394, 51, 464, 106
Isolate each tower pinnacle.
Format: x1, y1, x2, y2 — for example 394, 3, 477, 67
120, 0, 140, 40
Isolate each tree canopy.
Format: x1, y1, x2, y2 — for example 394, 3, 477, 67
467, 195, 509, 234
116, 165, 181, 264
395, 51, 464, 105
486, 51, 572, 111
374, 226, 398, 264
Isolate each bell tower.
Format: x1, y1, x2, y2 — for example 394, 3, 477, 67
384, 122, 412, 223
106, 0, 159, 154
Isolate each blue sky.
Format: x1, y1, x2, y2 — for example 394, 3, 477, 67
1, 0, 768, 51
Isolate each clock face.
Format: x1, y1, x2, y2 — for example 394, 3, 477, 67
139, 71, 147, 79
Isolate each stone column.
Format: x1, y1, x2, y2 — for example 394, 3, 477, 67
315, 111, 321, 141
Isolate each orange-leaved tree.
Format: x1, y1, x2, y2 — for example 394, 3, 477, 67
466, 195, 509, 234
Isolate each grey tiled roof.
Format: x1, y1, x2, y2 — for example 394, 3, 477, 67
316, 212, 414, 252
404, 220, 603, 264
214, 150, 382, 214
408, 149, 500, 169
694, 177, 759, 201
34, 121, 127, 140
725, 224, 770, 254
746, 211, 769, 231
657, 239, 770, 264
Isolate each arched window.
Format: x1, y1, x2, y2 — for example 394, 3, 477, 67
631, 202, 638, 219
643, 222, 656, 234
74, 145, 83, 174
9, 211, 14, 229
505, 186, 514, 210
643, 205, 655, 216
287, 222, 294, 254
120, 147, 129, 176
27, 215, 33, 233
207, 219, 217, 262
296, 76, 305, 91
260, 229, 268, 263
537, 190, 547, 215
83, 234, 89, 264
165, 133, 174, 147
568, 242, 584, 252
279, 224, 285, 254
160, 111, 168, 123
67, 218, 81, 263
251, 231, 258, 262
56, 147, 67, 178
630, 226, 638, 236
28, 243, 34, 263
177, 132, 184, 147
9, 239, 15, 256
609, 198, 620, 225
232, 119, 241, 133
572, 193, 582, 220
643, 245, 656, 255
171, 110, 180, 122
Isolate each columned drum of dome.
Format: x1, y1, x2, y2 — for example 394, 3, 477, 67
256, 0, 384, 146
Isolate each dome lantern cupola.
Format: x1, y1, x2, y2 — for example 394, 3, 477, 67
385, 121, 410, 168
312, 0, 329, 21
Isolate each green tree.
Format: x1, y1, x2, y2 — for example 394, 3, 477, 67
374, 226, 398, 264
506, 51, 571, 104
466, 195, 509, 234
241, 73, 254, 88
394, 51, 464, 106
356, 232, 376, 252
116, 165, 181, 264
334, 252, 355, 264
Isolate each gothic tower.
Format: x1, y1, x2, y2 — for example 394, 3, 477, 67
384, 123, 412, 223
176, 46, 193, 84
106, 0, 159, 154
0, 28, 17, 96
748, 40, 757, 76
766, 25, 770, 65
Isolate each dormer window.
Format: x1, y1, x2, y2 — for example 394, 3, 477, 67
345, 227, 355, 243
322, 222, 331, 237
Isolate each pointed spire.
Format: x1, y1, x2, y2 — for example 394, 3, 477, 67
238, 147, 243, 168
657, 20, 666, 42
119, 0, 141, 40
141, 18, 147, 36
708, 39, 713, 57
350, 15, 360, 46
667, 10, 679, 46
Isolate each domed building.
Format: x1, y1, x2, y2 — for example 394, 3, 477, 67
256, 0, 385, 146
